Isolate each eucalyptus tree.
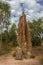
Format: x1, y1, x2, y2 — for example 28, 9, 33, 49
28, 19, 43, 46
0, 2, 11, 51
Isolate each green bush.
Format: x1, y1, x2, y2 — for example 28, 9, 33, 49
40, 56, 43, 64
13, 51, 16, 57
30, 53, 36, 58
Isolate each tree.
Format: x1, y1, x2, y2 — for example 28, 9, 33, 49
9, 24, 17, 47
0, 2, 11, 51
1, 30, 10, 43
28, 19, 43, 46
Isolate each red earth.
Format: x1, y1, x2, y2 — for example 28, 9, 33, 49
0, 47, 43, 65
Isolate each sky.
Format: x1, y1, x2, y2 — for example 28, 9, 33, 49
1, 0, 43, 24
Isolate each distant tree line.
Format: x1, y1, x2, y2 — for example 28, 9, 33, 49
28, 19, 43, 46
0, 24, 17, 46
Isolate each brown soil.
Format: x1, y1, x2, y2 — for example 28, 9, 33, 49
0, 48, 43, 65
32, 48, 43, 56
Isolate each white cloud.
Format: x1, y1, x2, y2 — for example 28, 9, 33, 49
2, 0, 43, 24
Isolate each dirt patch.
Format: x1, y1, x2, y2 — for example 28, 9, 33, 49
32, 48, 43, 56
0, 48, 43, 65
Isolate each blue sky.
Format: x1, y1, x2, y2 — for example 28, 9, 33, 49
1, 0, 43, 24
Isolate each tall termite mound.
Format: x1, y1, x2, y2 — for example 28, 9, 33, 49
17, 12, 32, 58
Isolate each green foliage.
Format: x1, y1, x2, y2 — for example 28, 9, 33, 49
32, 37, 41, 46
1, 30, 10, 43
0, 2, 11, 30
30, 53, 36, 58
0, 23, 17, 48
9, 24, 17, 47
28, 19, 43, 46
40, 56, 43, 64
13, 51, 16, 57
0, 2, 11, 52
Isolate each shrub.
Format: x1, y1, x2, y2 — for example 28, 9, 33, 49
13, 51, 16, 57
40, 56, 43, 64
30, 53, 36, 58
